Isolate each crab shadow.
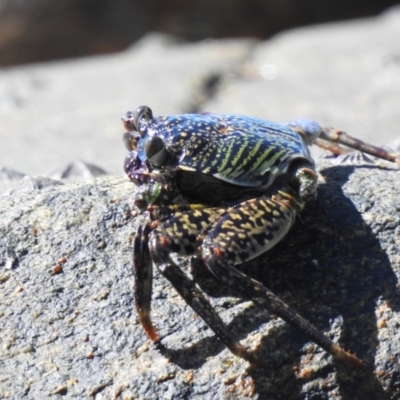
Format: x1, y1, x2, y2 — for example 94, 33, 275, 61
156, 165, 399, 399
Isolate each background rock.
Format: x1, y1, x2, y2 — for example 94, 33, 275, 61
0, 35, 254, 180
1, 8, 400, 185
203, 7, 400, 148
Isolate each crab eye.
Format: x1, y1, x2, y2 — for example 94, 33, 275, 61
123, 132, 140, 151
144, 136, 168, 166
134, 106, 153, 133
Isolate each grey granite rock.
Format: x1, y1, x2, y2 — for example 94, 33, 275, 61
0, 167, 27, 195
1, 175, 64, 197
0, 160, 399, 399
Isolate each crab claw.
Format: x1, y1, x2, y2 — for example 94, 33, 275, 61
123, 131, 140, 151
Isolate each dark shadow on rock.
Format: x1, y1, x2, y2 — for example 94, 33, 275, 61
316, 165, 399, 399
246, 165, 398, 399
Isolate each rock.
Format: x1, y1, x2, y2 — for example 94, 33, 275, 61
0, 35, 254, 177
47, 161, 108, 181
1, 175, 64, 196
1, 8, 400, 179
0, 167, 27, 195
0, 167, 26, 182
0, 160, 399, 399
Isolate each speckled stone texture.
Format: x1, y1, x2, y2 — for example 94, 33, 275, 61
0, 159, 399, 399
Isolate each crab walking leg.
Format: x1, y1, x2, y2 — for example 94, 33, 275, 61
148, 207, 261, 364
133, 205, 225, 342
319, 127, 400, 166
133, 224, 159, 341
200, 193, 364, 367
314, 138, 347, 155
154, 260, 260, 364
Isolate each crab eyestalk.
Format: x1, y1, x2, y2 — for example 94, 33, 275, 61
134, 105, 153, 134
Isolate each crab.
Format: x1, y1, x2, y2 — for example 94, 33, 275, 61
122, 106, 400, 367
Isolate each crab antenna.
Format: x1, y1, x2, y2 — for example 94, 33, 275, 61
319, 128, 400, 167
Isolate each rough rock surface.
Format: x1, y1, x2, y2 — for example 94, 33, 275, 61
0, 159, 399, 399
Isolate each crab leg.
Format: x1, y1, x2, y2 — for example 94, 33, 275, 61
154, 259, 260, 364
314, 138, 347, 155
133, 224, 158, 342
200, 192, 364, 367
147, 207, 260, 364
133, 204, 218, 342
319, 127, 400, 166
